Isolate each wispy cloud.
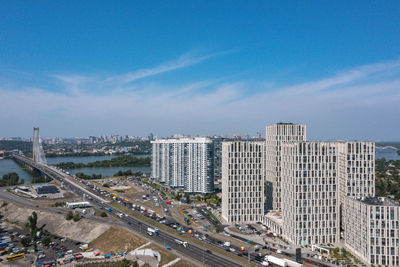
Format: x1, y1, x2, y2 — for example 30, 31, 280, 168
1, 58, 400, 140
103, 51, 221, 85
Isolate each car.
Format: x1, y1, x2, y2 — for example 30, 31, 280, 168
206, 250, 212, 254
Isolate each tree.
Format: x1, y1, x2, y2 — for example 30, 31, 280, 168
21, 237, 31, 246
185, 194, 191, 204
73, 212, 80, 222
0, 172, 23, 187
28, 211, 38, 239
42, 236, 51, 246
100, 212, 107, 217
66, 211, 73, 220
28, 211, 38, 230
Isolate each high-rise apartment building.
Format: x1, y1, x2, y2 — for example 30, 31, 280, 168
344, 196, 400, 266
281, 141, 346, 245
151, 140, 170, 183
265, 123, 306, 211
221, 141, 265, 224
212, 137, 228, 179
151, 138, 214, 194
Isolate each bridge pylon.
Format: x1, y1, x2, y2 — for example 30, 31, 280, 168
32, 127, 46, 164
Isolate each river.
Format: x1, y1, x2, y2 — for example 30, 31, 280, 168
375, 148, 400, 161
0, 154, 151, 183
0, 150, 399, 184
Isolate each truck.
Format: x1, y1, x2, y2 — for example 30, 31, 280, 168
223, 241, 231, 247
147, 227, 159, 236
175, 239, 188, 247
285, 259, 303, 267
265, 255, 287, 267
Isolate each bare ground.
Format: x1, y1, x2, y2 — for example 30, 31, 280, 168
89, 226, 147, 254
0, 202, 110, 243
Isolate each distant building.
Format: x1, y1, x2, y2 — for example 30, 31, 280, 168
221, 140, 265, 224
211, 137, 229, 179
151, 138, 214, 194
344, 196, 400, 266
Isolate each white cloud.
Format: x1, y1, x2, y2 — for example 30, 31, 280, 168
1, 58, 400, 140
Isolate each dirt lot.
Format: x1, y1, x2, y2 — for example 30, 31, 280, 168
89, 226, 147, 254
0, 202, 110, 243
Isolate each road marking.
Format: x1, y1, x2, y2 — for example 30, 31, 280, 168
162, 257, 181, 267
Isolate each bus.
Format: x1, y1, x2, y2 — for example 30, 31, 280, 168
6, 253, 25, 261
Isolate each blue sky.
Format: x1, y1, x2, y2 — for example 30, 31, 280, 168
1, 1, 400, 140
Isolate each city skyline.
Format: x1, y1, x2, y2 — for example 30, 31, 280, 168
1, 2, 400, 140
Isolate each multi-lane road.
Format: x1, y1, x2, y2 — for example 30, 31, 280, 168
11, 155, 247, 267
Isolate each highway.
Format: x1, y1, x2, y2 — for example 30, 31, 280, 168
11, 155, 246, 267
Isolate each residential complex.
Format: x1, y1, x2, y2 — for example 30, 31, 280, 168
151, 138, 214, 194
221, 141, 265, 224
344, 196, 400, 266
265, 123, 306, 211
217, 122, 387, 265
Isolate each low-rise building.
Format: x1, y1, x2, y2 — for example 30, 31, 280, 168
344, 196, 400, 266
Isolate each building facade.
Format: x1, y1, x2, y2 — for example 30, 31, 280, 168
342, 142, 375, 203
151, 138, 214, 194
265, 123, 306, 211
344, 196, 400, 266
221, 141, 265, 224
281, 141, 346, 245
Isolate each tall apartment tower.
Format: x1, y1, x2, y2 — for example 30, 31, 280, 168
221, 141, 265, 224
281, 142, 346, 245
265, 123, 306, 211
151, 138, 214, 194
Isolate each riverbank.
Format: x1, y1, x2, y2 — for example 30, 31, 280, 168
55, 155, 150, 169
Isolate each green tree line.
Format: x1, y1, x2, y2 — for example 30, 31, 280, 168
0, 172, 24, 187
55, 155, 150, 169
375, 158, 400, 199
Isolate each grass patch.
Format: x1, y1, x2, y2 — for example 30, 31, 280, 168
205, 209, 221, 224
90, 226, 146, 254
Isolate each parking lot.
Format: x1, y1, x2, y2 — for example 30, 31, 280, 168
0, 223, 87, 266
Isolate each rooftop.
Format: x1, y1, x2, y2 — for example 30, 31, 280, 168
360, 196, 398, 207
